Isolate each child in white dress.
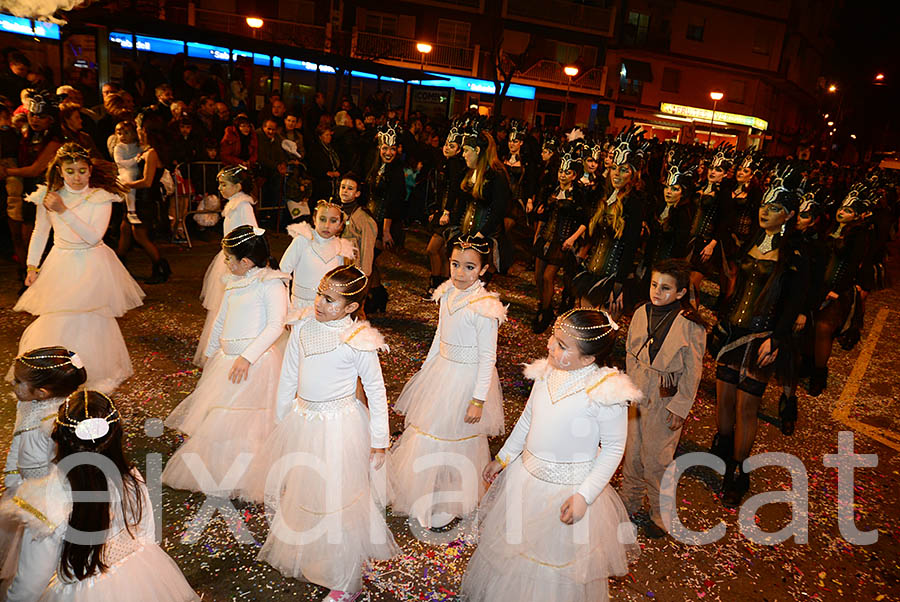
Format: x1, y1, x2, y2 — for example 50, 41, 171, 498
1, 348, 87, 581
0, 390, 199, 601
280, 200, 356, 310
194, 165, 258, 366
12, 143, 145, 393
112, 120, 141, 224
238, 265, 397, 602
461, 309, 641, 602
163, 226, 288, 497
388, 235, 506, 530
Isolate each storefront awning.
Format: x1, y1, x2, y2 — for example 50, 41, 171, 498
621, 59, 653, 82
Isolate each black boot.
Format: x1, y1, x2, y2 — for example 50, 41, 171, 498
533, 308, 555, 335
807, 367, 828, 397
722, 463, 750, 508
365, 285, 389, 314
423, 275, 442, 299
145, 261, 164, 284
159, 258, 172, 281
779, 393, 798, 436
710, 432, 734, 463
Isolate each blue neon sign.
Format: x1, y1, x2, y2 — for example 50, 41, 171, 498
415, 72, 535, 99
0, 14, 60, 40
187, 42, 229, 61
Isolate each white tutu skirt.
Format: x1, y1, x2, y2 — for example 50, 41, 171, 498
38, 542, 198, 602
199, 250, 227, 311
14, 243, 144, 318
461, 457, 639, 602
239, 399, 398, 592
192, 308, 217, 367
162, 345, 283, 496
13, 312, 133, 393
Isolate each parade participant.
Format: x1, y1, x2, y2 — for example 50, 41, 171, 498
11, 143, 144, 393
194, 164, 258, 366
687, 143, 737, 301
339, 173, 377, 280
526, 134, 560, 219
1, 390, 199, 601
239, 265, 397, 602
280, 200, 355, 310
709, 164, 808, 507
643, 147, 697, 271
531, 137, 589, 334
499, 119, 534, 269
1, 348, 87, 581
163, 226, 288, 497
365, 120, 406, 313
728, 151, 764, 257
808, 183, 872, 396
579, 125, 648, 318
461, 309, 640, 602
424, 118, 466, 296
620, 260, 706, 538
389, 236, 506, 530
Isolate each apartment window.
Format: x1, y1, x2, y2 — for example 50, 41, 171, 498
364, 12, 399, 36
661, 67, 681, 93
437, 19, 470, 47
728, 80, 746, 104
555, 42, 581, 65
752, 28, 772, 55
686, 17, 705, 41
626, 11, 650, 46
278, 0, 315, 24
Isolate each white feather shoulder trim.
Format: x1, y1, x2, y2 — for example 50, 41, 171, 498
469, 292, 507, 323
523, 358, 552, 381
85, 188, 119, 204
286, 305, 316, 326
0, 467, 70, 538
286, 221, 313, 240
431, 279, 453, 302
586, 367, 643, 407
342, 320, 389, 352
338, 238, 357, 260
24, 185, 48, 205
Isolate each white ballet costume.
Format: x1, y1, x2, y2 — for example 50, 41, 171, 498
388, 279, 506, 528
461, 359, 642, 602
280, 222, 356, 310
11, 185, 145, 393
237, 307, 398, 594
163, 266, 288, 497
113, 141, 141, 223
0, 467, 199, 601
0, 397, 65, 580
194, 190, 258, 366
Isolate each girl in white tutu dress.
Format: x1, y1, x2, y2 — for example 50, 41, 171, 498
1, 348, 87, 582
0, 390, 199, 601
194, 165, 258, 366
461, 309, 641, 602
238, 265, 397, 602
280, 200, 356, 310
163, 225, 288, 497
388, 235, 506, 530
12, 143, 145, 393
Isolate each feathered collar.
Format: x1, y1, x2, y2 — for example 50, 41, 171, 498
290, 306, 389, 355
224, 266, 290, 291
286, 221, 356, 264
0, 466, 71, 538
523, 358, 641, 407
431, 279, 507, 322
222, 191, 256, 216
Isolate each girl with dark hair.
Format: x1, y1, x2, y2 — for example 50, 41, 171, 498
620, 259, 707, 539
194, 165, 258, 366
526, 135, 560, 219
644, 148, 697, 270
0, 348, 87, 580
238, 265, 398, 601
11, 143, 144, 393
709, 165, 809, 508
122, 111, 170, 283
389, 235, 506, 531
1, 390, 198, 600
462, 308, 640, 602
163, 226, 288, 497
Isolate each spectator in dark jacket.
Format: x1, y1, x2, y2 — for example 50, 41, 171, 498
256, 118, 287, 206
306, 123, 341, 202
171, 117, 203, 166
220, 114, 258, 167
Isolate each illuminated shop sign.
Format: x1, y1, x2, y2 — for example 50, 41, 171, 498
109, 32, 183, 55
415, 73, 535, 100
187, 42, 230, 61
0, 14, 60, 39
660, 102, 768, 131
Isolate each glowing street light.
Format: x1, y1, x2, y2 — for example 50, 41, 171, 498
246, 17, 264, 28
564, 65, 579, 77
851, 134, 857, 139
416, 42, 433, 54
707, 91, 724, 146
824, 113, 829, 119
875, 73, 885, 81
709, 91, 724, 101
827, 121, 834, 127
828, 84, 837, 93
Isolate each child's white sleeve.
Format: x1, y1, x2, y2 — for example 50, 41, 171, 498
113, 143, 139, 169
236, 202, 258, 229
57, 200, 111, 246
278, 236, 304, 275
25, 203, 51, 267
576, 404, 627, 504
496, 395, 534, 466
275, 327, 301, 421
240, 280, 288, 364
4, 527, 63, 601
204, 294, 227, 358
355, 350, 390, 449
472, 314, 499, 401
3, 432, 23, 490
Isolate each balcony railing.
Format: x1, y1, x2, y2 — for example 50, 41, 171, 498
503, 0, 615, 36
168, 7, 327, 50
352, 30, 476, 73
517, 59, 605, 92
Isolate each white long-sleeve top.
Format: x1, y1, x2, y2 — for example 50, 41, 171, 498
221, 190, 257, 234
425, 279, 506, 401
3, 398, 64, 491
276, 309, 390, 449
496, 359, 642, 504
205, 267, 289, 363
280, 222, 356, 308
25, 185, 118, 267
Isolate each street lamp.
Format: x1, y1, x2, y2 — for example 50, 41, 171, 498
246, 17, 263, 28
416, 42, 432, 71
707, 91, 724, 147
875, 73, 885, 85
828, 84, 837, 93
827, 121, 834, 127
563, 65, 579, 128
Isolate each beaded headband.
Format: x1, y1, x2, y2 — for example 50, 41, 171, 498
218, 164, 249, 181
223, 226, 265, 248
453, 235, 491, 255
16, 351, 84, 371
56, 145, 91, 164
554, 308, 619, 341
56, 390, 120, 442
319, 265, 368, 297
